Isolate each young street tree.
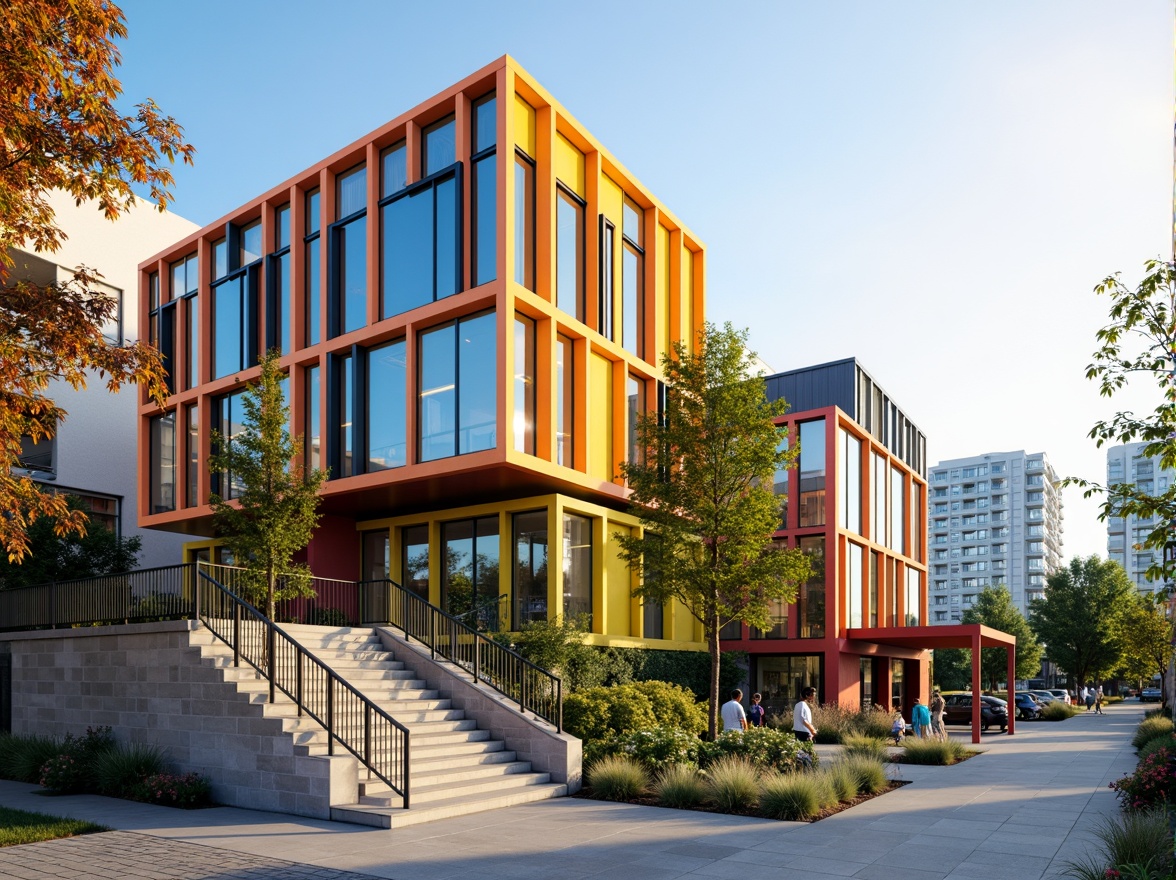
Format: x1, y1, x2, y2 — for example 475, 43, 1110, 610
933, 586, 1043, 692
1029, 556, 1136, 691
1117, 592, 1172, 695
617, 323, 811, 739
0, 1, 194, 563
209, 351, 327, 619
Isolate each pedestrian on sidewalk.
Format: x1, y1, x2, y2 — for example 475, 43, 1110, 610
930, 689, 946, 740
1084, 686, 1095, 711
1095, 687, 1105, 715
793, 686, 818, 742
721, 689, 748, 732
890, 708, 906, 746
748, 692, 766, 728
912, 698, 931, 738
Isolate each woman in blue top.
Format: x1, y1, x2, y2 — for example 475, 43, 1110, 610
911, 698, 932, 738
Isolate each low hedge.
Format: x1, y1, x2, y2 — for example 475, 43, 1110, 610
563, 680, 706, 742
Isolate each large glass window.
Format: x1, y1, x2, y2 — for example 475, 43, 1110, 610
240, 220, 262, 266
422, 115, 456, 177
840, 429, 862, 534
513, 316, 535, 455
402, 524, 429, 600
621, 197, 644, 357
755, 655, 821, 714
214, 391, 247, 500
418, 312, 496, 461
557, 334, 574, 468
333, 165, 368, 336
381, 141, 407, 198
599, 217, 615, 340
643, 598, 664, 639
513, 510, 548, 628
514, 153, 535, 290
869, 551, 879, 627
627, 374, 644, 466
305, 364, 320, 472
184, 295, 199, 388
798, 419, 826, 527
472, 93, 496, 288
212, 238, 228, 280
185, 404, 199, 508
381, 172, 459, 318
150, 412, 176, 514
751, 596, 787, 639
911, 481, 923, 562
872, 452, 886, 544
847, 542, 863, 629
556, 187, 584, 322
799, 536, 825, 638
891, 467, 906, 555
305, 189, 321, 346
367, 340, 406, 470
562, 513, 592, 620
905, 567, 921, 626
773, 429, 789, 529
211, 270, 257, 379
267, 203, 292, 354
363, 530, 390, 582
335, 353, 354, 477
442, 516, 499, 630
171, 254, 199, 389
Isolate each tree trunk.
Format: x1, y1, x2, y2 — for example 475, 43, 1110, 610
267, 563, 276, 621
707, 613, 722, 741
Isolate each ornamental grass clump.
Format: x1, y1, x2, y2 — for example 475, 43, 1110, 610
92, 743, 167, 798
850, 705, 895, 740
0, 734, 61, 784
841, 734, 889, 761
653, 763, 708, 809
1040, 701, 1078, 721
704, 756, 760, 812
1061, 809, 1173, 880
1110, 747, 1176, 812
758, 772, 825, 821
900, 738, 968, 766
1131, 717, 1174, 751
824, 761, 859, 803
840, 754, 888, 795
587, 755, 649, 801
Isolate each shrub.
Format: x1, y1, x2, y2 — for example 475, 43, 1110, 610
1132, 717, 1174, 751
584, 726, 701, 769
310, 608, 349, 627
564, 686, 656, 743
1143, 707, 1167, 720
1061, 809, 1173, 880
810, 703, 855, 743
699, 727, 817, 774
704, 756, 760, 812
900, 738, 969, 766
586, 755, 649, 801
129, 772, 211, 809
1137, 734, 1176, 763
39, 753, 86, 793
653, 763, 708, 809
1110, 747, 1176, 811
851, 705, 895, 740
841, 734, 889, 761
841, 754, 888, 795
759, 772, 825, 820
93, 743, 167, 798
824, 761, 859, 803
1041, 701, 1078, 721
0, 734, 61, 784
628, 681, 707, 735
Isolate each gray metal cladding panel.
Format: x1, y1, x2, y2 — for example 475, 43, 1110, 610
765, 360, 857, 417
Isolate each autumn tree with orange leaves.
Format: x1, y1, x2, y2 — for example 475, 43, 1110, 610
0, 1, 194, 564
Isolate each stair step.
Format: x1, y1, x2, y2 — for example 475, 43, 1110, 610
361, 769, 552, 808
360, 759, 531, 796
333, 782, 567, 827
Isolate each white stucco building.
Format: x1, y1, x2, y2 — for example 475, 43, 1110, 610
1105, 441, 1171, 593
6, 191, 199, 570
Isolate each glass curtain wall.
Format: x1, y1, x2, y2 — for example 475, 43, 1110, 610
367, 340, 406, 470
840, 429, 862, 535
798, 535, 825, 637
846, 542, 863, 629
150, 412, 176, 514
556, 188, 584, 322
514, 316, 535, 454
402, 525, 429, 600
441, 516, 500, 630
562, 513, 592, 620
513, 510, 548, 627
755, 655, 821, 715
471, 94, 496, 287
798, 419, 826, 527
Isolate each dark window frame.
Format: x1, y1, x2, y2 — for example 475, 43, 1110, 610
514, 150, 536, 291
620, 198, 645, 359
305, 188, 322, 346
471, 94, 497, 288
266, 204, 292, 354
598, 214, 615, 340
555, 184, 586, 323
417, 309, 495, 463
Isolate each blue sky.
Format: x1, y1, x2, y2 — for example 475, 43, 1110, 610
116, 0, 1174, 559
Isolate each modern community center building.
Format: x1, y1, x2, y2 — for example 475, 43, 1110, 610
136, 57, 1014, 726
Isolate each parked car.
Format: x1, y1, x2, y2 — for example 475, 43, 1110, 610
1141, 687, 1163, 703
942, 694, 1009, 731
1048, 689, 1070, 702
1029, 690, 1058, 704
1013, 693, 1042, 720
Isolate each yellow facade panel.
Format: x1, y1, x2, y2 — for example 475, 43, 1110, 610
588, 352, 613, 482
599, 175, 623, 226
514, 94, 536, 157
554, 132, 585, 197
682, 247, 696, 351
606, 525, 634, 636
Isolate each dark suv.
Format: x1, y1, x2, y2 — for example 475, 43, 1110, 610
942, 694, 1009, 732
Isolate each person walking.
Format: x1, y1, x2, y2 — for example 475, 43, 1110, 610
912, 697, 931, 738
930, 689, 946, 740
1084, 686, 1095, 712
748, 692, 766, 728
1095, 686, 1105, 715
721, 689, 748, 732
793, 686, 818, 742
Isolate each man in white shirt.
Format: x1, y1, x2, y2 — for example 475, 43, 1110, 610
720, 689, 748, 732
793, 686, 818, 742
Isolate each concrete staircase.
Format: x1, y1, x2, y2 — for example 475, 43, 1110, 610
189, 623, 567, 828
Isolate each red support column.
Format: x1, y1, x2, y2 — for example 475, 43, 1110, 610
1006, 644, 1016, 735
971, 632, 982, 745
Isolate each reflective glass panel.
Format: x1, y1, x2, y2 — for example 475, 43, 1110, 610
419, 322, 456, 461
435, 176, 458, 299
306, 189, 320, 235
402, 524, 429, 600
622, 242, 641, 355
513, 510, 548, 627
557, 335, 573, 468
513, 316, 535, 454
514, 155, 534, 290
150, 412, 176, 514
556, 190, 583, 321
276, 251, 291, 354
799, 536, 825, 638
847, 542, 863, 629
473, 155, 496, 287
473, 94, 496, 153
562, 513, 592, 620
212, 277, 242, 379
212, 239, 228, 279
306, 364, 320, 471
185, 403, 199, 508
338, 354, 353, 477
458, 312, 497, 454
381, 142, 407, 198
240, 221, 262, 265
382, 187, 433, 317
423, 116, 456, 176
306, 237, 321, 345
275, 204, 290, 249
339, 216, 367, 334
184, 295, 198, 389
367, 339, 406, 470
799, 419, 826, 527
337, 165, 367, 218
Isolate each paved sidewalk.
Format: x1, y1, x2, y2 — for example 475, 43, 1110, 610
0, 701, 1144, 880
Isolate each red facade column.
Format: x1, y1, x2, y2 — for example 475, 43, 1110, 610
970, 631, 982, 745
1006, 645, 1016, 735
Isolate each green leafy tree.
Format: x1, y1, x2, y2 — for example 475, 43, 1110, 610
616, 323, 811, 739
0, 493, 140, 589
209, 350, 327, 618
1029, 556, 1136, 691
1117, 592, 1172, 693
1066, 260, 1176, 588
970, 586, 1044, 691
931, 648, 972, 692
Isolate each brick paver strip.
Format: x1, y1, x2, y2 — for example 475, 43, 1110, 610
0, 831, 384, 880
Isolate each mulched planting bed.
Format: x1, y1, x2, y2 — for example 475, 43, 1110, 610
575, 778, 910, 821
888, 750, 982, 765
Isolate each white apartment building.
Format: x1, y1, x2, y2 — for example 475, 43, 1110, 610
1106, 441, 1170, 592
927, 451, 1064, 623
6, 190, 198, 569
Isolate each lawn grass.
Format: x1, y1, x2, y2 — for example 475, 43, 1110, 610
0, 806, 108, 847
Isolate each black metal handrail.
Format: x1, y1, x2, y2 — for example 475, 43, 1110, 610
195, 568, 411, 806
0, 563, 197, 631
358, 578, 563, 732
